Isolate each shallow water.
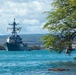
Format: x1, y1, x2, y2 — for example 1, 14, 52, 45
0, 50, 76, 75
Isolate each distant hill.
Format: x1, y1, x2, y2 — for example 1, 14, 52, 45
0, 34, 45, 46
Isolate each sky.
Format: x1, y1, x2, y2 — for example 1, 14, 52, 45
0, 0, 53, 35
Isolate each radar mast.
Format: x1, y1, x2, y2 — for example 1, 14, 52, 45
8, 19, 21, 36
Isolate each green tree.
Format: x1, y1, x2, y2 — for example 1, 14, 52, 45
42, 0, 76, 53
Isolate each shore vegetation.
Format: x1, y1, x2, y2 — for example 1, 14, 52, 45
42, 0, 76, 54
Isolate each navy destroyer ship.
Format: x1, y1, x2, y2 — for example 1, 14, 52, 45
5, 19, 28, 51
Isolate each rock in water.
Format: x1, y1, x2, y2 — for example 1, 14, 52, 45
48, 68, 70, 71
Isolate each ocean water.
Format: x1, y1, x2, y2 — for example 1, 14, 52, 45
0, 50, 76, 75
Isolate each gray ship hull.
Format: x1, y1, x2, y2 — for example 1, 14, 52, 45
5, 43, 27, 51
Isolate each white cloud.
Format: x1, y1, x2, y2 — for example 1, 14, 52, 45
0, 0, 52, 34
32, 1, 43, 12
23, 19, 40, 25
0, 8, 4, 14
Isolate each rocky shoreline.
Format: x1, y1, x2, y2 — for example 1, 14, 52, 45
0, 45, 5, 50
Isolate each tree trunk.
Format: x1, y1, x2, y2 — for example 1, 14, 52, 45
65, 43, 73, 54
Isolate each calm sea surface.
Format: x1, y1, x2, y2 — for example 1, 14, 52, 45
0, 50, 76, 75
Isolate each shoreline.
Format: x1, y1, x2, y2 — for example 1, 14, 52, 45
0, 44, 44, 50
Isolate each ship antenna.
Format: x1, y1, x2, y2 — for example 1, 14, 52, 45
14, 18, 15, 22
13, 18, 17, 36
8, 19, 21, 36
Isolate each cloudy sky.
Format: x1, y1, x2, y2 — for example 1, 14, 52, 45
0, 0, 53, 35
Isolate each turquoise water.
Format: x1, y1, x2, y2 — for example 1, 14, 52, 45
0, 50, 76, 75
